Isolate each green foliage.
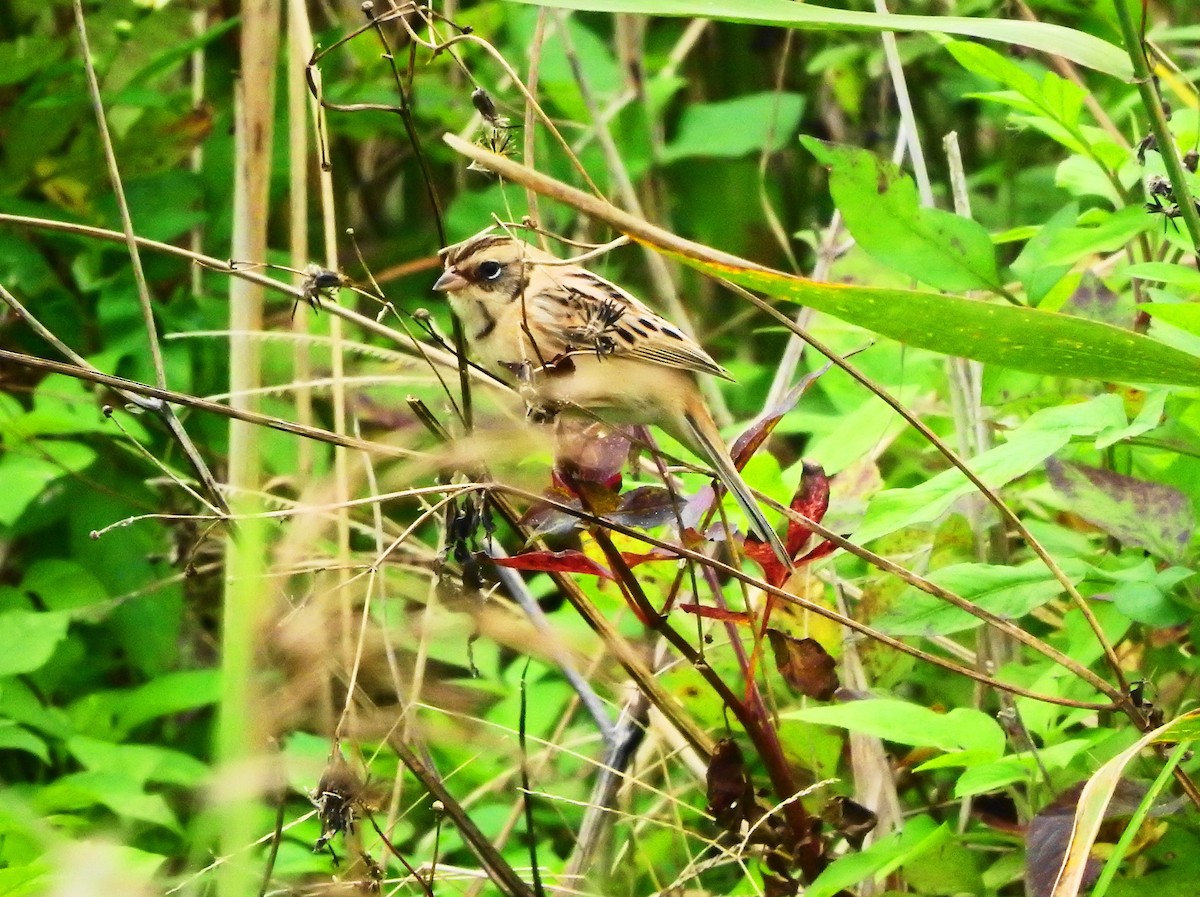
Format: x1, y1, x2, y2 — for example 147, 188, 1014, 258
2, 1, 1200, 896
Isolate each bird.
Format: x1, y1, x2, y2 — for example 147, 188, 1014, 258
432, 230, 791, 569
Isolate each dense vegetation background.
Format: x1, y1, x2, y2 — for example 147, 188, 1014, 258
2, 1, 1200, 895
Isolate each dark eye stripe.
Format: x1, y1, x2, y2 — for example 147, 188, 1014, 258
446, 234, 509, 266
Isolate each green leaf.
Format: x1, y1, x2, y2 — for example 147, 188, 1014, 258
114, 669, 221, 734
4, 374, 126, 439
1128, 261, 1200, 291
1094, 389, 1167, 449
806, 815, 949, 897
0, 611, 72, 676
1144, 302, 1200, 338
663, 92, 805, 161
125, 15, 240, 88
1038, 206, 1152, 266
875, 559, 1088, 637
67, 736, 208, 788
1055, 154, 1122, 205
0, 36, 66, 86
0, 721, 49, 763
676, 259, 1200, 387
0, 442, 97, 527
20, 560, 109, 612
955, 737, 1101, 797
947, 40, 1086, 136
514, 0, 1132, 78
1110, 580, 1191, 627
785, 700, 1006, 758
853, 395, 1126, 543
804, 138, 1003, 293
1010, 203, 1079, 305
0, 864, 50, 897
34, 771, 180, 831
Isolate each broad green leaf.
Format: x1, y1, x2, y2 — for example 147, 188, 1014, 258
691, 261, 1200, 385
1010, 203, 1079, 305
521, 8, 622, 120
1110, 580, 1191, 627
515, 0, 1133, 78
0, 721, 49, 763
804, 138, 1003, 293
1038, 206, 1152, 266
955, 737, 1101, 798
114, 669, 221, 733
1128, 261, 1200, 292
34, 771, 180, 831
0, 442, 97, 527
1055, 154, 1122, 205
67, 736, 208, 788
785, 700, 1006, 758
947, 41, 1086, 135
125, 15, 240, 88
0, 610, 72, 676
0, 36, 65, 86
1094, 388, 1167, 449
0, 679, 72, 739
1144, 302, 1200, 337
874, 559, 1088, 637
4, 374, 121, 438
947, 40, 1043, 103
663, 92, 805, 161
806, 815, 949, 897
852, 395, 1126, 543
20, 560, 108, 612
0, 864, 50, 897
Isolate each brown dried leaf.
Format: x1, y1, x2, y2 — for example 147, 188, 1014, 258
766, 630, 839, 700
706, 738, 757, 831
821, 795, 878, 849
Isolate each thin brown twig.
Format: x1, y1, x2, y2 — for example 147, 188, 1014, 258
0, 213, 506, 393
0, 349, 424, 462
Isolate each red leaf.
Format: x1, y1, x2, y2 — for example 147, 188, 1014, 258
743, 538, 788, 588
785, 462, 830, 556
492, 550, 613, 580
621, 547, 681, 567
730, 364, 831, 469
798, 538, 838, 564
745, 463, 834, 585
679, 604, 753, 625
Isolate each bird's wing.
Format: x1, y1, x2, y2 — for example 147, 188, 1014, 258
536, 269, 733, 380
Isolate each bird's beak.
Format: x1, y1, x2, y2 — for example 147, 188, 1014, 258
432, 268, 468, 293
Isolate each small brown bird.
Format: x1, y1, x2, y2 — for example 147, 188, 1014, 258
433, 231, 791, 568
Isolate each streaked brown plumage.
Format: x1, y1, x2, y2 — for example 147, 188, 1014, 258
433, 231, 790, 568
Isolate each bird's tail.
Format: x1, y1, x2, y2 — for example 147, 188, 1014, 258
681, 407, 792, 572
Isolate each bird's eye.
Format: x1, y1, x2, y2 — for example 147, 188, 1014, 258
479, 260, 503, 281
